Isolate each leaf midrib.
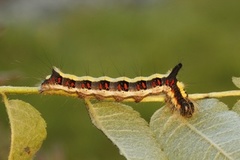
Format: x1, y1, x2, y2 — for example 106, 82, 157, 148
186, 122, 233, 160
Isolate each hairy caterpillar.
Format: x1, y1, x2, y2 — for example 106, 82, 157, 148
41, 63, 194, 117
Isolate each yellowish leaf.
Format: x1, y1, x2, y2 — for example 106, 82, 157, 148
232, 77, 240, 88
3, 95, 47, 160
232, 100, 240, 115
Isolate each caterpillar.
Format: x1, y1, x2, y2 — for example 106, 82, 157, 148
41, 63, 194, 117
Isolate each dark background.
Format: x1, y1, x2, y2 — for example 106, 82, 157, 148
0, 0, 240, 159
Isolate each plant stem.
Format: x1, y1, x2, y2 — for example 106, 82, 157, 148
0, 86, 39, 95
189, 90, 240, 99
1, 86, 240, 101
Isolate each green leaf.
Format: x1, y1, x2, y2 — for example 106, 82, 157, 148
232, 77, 240, 88
85, 101, 167, 160
150, 98, 240, 160
3, 97, 47, 160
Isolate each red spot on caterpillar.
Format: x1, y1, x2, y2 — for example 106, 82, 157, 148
86, 82, 91, 89
136, 84, 140, 91
151, 78, 161, 87
57, 77, 62, 84
117, 81, 129, 91
99, 81, 110, 90
152, 81, 156, 87
136, 81, 147, 90
166, 79, 175, 87
105, 82, 109, 90
157, 79, 161, 85
165, 79, 169, 86
170, 79, 175, 86
165, 79, 175, 86
141, 81, 146, 89
81, 83, 85, 89
63, 79, 75, 88
117, 84, 121, 91
79, 81, 91, 89
70, 82, 75, 88
99, 83, 103, 90
123, 83, 128, 91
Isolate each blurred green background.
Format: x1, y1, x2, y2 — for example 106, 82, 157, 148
0, 0, 240, 159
